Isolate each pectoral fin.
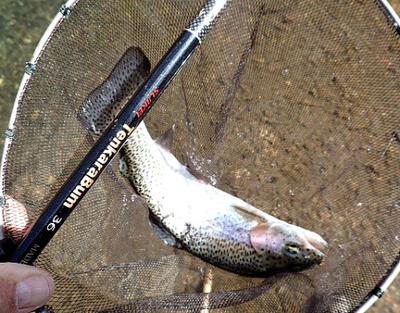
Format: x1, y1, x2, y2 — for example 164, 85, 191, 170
250, 222, 286, 254
232, 205, 266, 223
249, 223, 269, 253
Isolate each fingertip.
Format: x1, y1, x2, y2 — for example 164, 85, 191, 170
16, 275, 54, 313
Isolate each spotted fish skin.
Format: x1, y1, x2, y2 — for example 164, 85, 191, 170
80, 47, 328, 276
120, 129, 327, 275
78, 47, 150, 135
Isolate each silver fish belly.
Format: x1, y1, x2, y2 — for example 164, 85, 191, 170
79, 47, 328, 276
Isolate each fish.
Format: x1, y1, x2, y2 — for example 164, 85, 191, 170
79, 47, 328, 276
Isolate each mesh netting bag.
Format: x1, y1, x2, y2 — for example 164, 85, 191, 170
0, 0, 399, 312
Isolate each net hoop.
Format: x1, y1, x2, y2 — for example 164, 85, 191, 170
339, 1, 400, 311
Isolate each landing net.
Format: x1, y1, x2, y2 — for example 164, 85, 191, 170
1, 1, 399, 312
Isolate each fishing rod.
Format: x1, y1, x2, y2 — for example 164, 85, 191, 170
4, 0, 230, 264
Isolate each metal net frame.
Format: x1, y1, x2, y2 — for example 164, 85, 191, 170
0, 0, 399, 312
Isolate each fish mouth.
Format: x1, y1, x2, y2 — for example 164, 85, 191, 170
309, 249, 325, 265
307, 233, 328, 252
302, 231, 328, 263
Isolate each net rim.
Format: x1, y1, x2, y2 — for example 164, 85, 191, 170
378, 0, 400, 33
0, 1, 398, 312
353, 3, 400, 311
0, 0, 79, 201
0, 0, 79, 240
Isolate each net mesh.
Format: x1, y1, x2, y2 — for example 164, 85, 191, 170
1, 0, 400, 312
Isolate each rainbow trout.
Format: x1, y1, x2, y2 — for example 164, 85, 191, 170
79, 47, 328, 276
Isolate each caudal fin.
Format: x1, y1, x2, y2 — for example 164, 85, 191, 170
78, 47, 151, 135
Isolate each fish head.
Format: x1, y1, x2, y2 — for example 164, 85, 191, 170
250, 222, 328, 271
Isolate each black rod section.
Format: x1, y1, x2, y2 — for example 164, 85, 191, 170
9, 0, 229, 264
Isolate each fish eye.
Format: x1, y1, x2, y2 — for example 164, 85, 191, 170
285, 243, 301, 254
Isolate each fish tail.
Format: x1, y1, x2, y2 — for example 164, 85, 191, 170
78, 47, 151, 135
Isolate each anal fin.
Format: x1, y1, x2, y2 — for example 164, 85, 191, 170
149, 215, 182, 249
155, 125, 176, 151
